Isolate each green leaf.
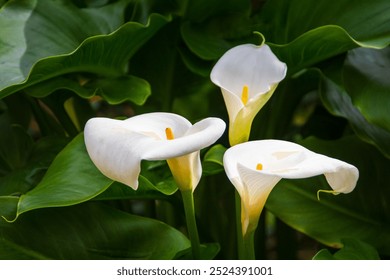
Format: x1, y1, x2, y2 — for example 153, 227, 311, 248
137, 161, 179, 196
177, 46, 213, 77
127, 0, 186, 23
319, 70, 390, 158
181, 21, 235, 61
270, 25, 390, 75
183, 22, 390, 79
91, 76, 151, 105
343, 47, 390, 133
181, 11, 253, 61
95, 176, 178, 201
257, 0, 390, 75
0, 0, 169, 103
24, 77, 96, 99
202, 144, 226, 176
26, 75, 151, 106
16, 133, 181, 216
0, 203, 190, 259
0, 0, 127, 91
266, 136, 390, 255
181, 0, 390, 75
260, 0, 390, 45
16, 133, 113, 217
313, 239, 380, 260
179, 0, 252, 60
184, 0, 250, 22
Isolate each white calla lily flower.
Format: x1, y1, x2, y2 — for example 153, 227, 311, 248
210, 43, 287, 146
84, 112, 226, 191
223, 140, 359, 236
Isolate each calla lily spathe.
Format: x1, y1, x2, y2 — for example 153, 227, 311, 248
84, 113, 226, 191
210, 44, 287, 146
223, 140, 359, 236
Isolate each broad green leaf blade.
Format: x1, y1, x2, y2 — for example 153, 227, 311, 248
270, 25, 390, 75
26, 75, 151, 106
24, 77, 96, 99
0, 237, 49, 260
182, 0, 390, 75
17, 133, 179, 215
178, 45, 213, 77
266, 136, 390, 255
183, 23, 389, 76
94, 181, 159, 201
0, 203, 190, 259
95, 176, 178, 201
93, 75, 151, 105
0, 0, 127, 91
319, 70, 390, 158
180, 0, 251, 60
17, 134, 113, 217
313, 239, 380, 260
260, 0, 390, 44
343, 47, 390, 133
181, 21, 235, 61
258, 0, 390, 74
0, 0, 170, 102
184, 0, 250, 22
127, 0, 186, 24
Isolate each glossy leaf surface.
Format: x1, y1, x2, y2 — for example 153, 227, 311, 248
0, 203, 190, 259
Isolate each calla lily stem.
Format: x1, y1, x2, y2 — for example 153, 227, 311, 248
235, 191, 245, 259
243, 231, 256, 260
181, 190, 201, 259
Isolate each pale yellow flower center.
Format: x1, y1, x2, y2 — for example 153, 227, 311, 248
241, 85, 249, 105
165, 127, 175, 140
256, 163, 263, 170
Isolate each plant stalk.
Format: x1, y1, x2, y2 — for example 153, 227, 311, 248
242, 230, 256, 260
181, 190, 201, 259
235, 191, 245, 259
